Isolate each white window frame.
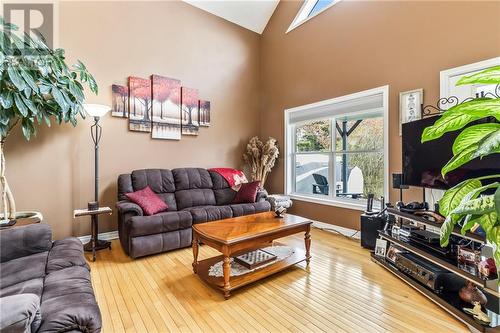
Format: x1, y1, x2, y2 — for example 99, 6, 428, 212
286, 0, 343, 33
284, 85, 389, 211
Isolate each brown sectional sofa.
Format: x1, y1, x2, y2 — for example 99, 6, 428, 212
116, 168, 270, 258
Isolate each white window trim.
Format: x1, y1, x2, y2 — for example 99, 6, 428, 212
286, 0, 343, 34
284, 85, 390, 210
440, 57, 500, 101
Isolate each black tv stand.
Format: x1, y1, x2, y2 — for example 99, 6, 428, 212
371, 208, 500, 333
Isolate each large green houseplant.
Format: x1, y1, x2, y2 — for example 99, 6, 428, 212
0, 18, 98, 223
421, 65, 500, 274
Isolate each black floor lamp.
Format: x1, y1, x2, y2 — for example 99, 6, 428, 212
83, 104, 111, 259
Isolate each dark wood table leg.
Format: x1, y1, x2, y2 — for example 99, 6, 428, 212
92, 215, 97, 262
192, 233, 199, 273
305, 225, 311, 267
223, 255, 231, 299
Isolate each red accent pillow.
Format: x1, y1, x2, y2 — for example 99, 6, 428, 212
232, 181, 261, 204
125, 186, 168, 216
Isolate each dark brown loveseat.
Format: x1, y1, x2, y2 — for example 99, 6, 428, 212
116, 168, 270, 258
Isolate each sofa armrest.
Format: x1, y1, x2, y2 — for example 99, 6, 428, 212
116, 200, 143, 216
0, 294, 41, 333
0, 224, 52, 263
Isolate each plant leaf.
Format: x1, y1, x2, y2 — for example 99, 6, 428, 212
7, 66, 26, 91
439, 178, 482, 216
457, 66, 500, 86
421, 98, 500, 143
495, 187, 500, 217
442, 143, 477, 176
51, 87, 68, 114
472, 129, 500, 159
452, 194, 496, 216
452, 123, 500, 155
440, 215, 459, 247
13, 93, 28, 117
0, 91, 13, 109
461, 214, 481, 235
19, 68, 39, 93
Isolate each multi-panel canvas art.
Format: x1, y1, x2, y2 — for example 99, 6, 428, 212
181, 87, 199, 136
151, 75, 182, 140
199, 100, 211, 127
111, 74, 210, 139
111, 84, 129, 118
128, 76, 152, 132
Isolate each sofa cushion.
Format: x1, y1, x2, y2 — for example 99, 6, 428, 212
0, 278, 44, 298
129, 228, 192, 258
126, 186, 169, 216
182, 206, 233, 224
0, 294, 41, 333
175, 189, 216, 210
131, 169, 176, 193
172, 168, 213, 190
209, 170, 231, 190
46, 238, 89, 274
231, 201, 271, 217
0, 251, 48, 290
213, 188, 237, 205
40, 265, 101, 333
233, 181, 260, 204
128, 211, 192, 237
1, 224, 52, 263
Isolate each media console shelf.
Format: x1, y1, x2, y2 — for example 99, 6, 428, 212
373, 209, 500, 333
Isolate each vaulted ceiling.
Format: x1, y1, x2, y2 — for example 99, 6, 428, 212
183, 0, 280, 34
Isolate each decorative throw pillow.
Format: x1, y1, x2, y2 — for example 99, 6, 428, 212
125, 186, 168, 216
232, 181, 261, 204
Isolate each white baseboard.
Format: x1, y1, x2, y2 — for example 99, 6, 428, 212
78, 230, 119, 244
76, 222, 359, 243
312, 221, 361, 239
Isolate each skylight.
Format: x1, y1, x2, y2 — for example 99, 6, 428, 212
287, 0, 342, 33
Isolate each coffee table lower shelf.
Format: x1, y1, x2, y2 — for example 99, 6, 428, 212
195, 247, 306, 295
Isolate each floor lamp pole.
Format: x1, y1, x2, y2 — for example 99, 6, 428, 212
86, 116, 110, 261
91, 116, 102, 203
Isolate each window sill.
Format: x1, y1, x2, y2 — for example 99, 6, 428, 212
289, 193, 375, 211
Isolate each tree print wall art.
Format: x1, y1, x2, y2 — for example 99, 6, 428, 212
128, 76, 152, 132
151, 75, 182, 140
111, 74, 211, 140
181, 87, 199, 136
199, 100, 210, 127
111, 84, 129, 118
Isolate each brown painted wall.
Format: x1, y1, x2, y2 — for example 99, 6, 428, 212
5, 1, 261, 239
260, 1, 500, 230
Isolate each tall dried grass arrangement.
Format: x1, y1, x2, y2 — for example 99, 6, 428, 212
243, 137, 279, 188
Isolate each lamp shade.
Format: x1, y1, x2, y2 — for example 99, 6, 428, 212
83, 104, 111, 118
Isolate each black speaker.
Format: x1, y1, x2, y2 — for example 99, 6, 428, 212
392, 173, 403, 189
361, 214, 386, 249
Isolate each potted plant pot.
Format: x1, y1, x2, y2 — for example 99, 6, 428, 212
0, 211, 43, 227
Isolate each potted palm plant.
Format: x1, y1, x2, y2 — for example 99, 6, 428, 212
421, 65, 500, 277
0, 17, 98, 225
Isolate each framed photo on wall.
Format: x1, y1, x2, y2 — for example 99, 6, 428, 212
399, 88, 423, 136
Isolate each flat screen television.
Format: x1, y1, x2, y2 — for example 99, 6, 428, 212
402, 116, 500, 189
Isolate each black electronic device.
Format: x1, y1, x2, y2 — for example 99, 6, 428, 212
396, 201, 429, 213
361, 214, 386, 249
366, 193, 374, 212
394, 252, 464, 293
402, 116, 500, 189
410, 229, 440, 244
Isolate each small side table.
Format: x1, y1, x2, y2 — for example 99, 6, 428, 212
74, 207, 112, 261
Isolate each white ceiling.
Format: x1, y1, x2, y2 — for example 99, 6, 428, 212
183, 0, 280, 34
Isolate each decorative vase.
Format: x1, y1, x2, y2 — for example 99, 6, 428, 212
459, 281, 487, 306
0, 211, 43, 227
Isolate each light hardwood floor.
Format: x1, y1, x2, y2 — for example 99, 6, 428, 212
88, 227, 468, 333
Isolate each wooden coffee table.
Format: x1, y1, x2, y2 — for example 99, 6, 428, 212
192, 211, 312, 299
